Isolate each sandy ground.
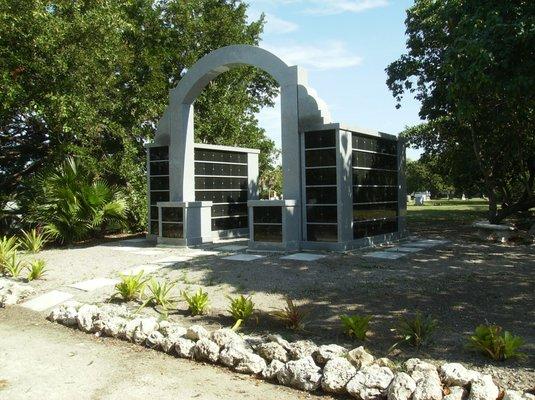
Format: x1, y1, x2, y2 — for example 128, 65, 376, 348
0, 306, 327, 400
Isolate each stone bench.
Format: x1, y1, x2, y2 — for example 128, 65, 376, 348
472, 221, 516, 242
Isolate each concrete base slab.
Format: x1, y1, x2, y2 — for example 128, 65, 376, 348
407, 239, 450, 248
385, 246, 424, 253
216, 245, 248, 252
363, 251, 406, 260
222, 254, 265, 262
70, 278, 119, 292
120, 264, 163, 276
280, 253, 326, 261
21, 291, 73, 312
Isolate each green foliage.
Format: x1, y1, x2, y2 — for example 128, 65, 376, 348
272, 298, 307, 331
387, 1, 535, 223
467, 325, 525, 361
391, 312, 438, 350
138, 279, 177, 315
26, 259, 47, 281
340, 314, 372, 341
406, 158, 455, 198
227, 294, 255, 328
113, 271, 148, 302
182, 288, 210, 316
26, 157, 127, 244
3, 252, 26, 278
1, 0, 277, 230
19, 229, 48, 253
259, 164, 283, 199
0, 236, 19, 273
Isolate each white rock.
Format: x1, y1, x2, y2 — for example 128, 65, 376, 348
444, 386, 466, 400
348, 346, 375, 369
387, 372, 417, 400
194, 338, 219, 363
235, 352, 267, 375
262, 360, 285, 380
440, 363, 479, 386
412, 374, 443, 400
347, 373, 381, 400
174, 338, 195, 358
266, 333, 291, 350
287, 340, 318, 360
256, 342, 289, 362
122, 317, 143, 340
468, 375, 499, 400
159, 323, 187, 338
146, 331, 165, 349
314, 344, 347, 365
186, 325, 209, 341
48, 305, 78, 326
321, 357, 356, 394
277, 356, 322, 392
376, 357, 396, 369
76, 304, 99, 332
210, 328, 243, 348
503, 391, 524, 400
0, 279, 35, 306
132, 318, 159, 344
219, 344, 249, 368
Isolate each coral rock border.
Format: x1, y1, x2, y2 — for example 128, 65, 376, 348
48, 302, 533, 400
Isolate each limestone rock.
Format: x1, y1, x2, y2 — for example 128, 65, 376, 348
235, 352, 267, 375
444, 386, 466, 400
132, 317, 159, 344
314, 344, 347, 365
48, 304, 78, 326
76, 304, 99, 332
468, 375, 499, 400
376, 357, 397, 370
440, 363, 479, 386
262, 360, 285, 380
186, 325, 209, 341
502, 390, 524, 400
288, 340, 318, 360
122, 317, 144, 340
219, 344, 249, 368
256, 342, 289, 362
194, 338, 219, 363
277, 356, 322, 392
412, 374, 443, 400
159, 323, 187, 338
347, 364, 395, 400
266, 333, 291, 350
210, 328, 243, 348
348, 346, 375, 369
387, 372, 417, 400
174, 338, 195, 358
146, 331, 165, 349
321, 357, 356, 394
101, 316, 127, 338
0, 278, 35, 307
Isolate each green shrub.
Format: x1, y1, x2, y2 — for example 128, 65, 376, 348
27, 157, 127, 244
0, 236, 19, 273
227, 294, 255, 329
3, 252, 26, 278
113, 271, 148, 301
272, 297, 308, 331
467, 324, 525, 361
20, 229, 48, 253
182, 288, 210, 316
138, 279, 177, 315
340, 314, 372, 341
391, 312, 438, 350
27, 259, 48, 281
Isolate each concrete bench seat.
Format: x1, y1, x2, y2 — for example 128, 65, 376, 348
472, 221, 516, 242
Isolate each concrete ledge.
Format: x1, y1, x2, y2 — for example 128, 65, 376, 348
473, 221, 515, 231
194, 142, 260, 154
248, 200, 298, 207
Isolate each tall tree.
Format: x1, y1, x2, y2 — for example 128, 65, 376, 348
387, 1, 535, 223
0, 0, 277, 230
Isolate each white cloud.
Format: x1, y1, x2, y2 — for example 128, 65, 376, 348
264, 41, 362, 70
248, 11, 298, 34
254, 0, 388, 15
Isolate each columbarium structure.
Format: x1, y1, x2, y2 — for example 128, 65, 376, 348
146, 45, 406, 251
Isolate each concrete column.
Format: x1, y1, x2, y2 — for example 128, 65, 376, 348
337, 128, 354, 244
169, 103, 195, 202
397, 138, 407, 236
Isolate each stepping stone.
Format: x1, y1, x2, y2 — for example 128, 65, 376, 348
384, 246, 423, 253
154, 255, 192, 266
70, 278, 119, 292
216, 245, 248, 252
222, 254, 265, 262
103, 246, 165, 256
363, 251, 406, 260
407, 239, 450, 248
281, 253, 326, 261
120, 264, 163, 276
21, 290, 73, 312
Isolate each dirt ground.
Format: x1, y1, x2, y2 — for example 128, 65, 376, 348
0, 306, 327, 400
3, 204, 534, 392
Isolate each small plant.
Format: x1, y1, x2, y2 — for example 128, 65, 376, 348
3, 252, 26, 278
467, 324, 525, 361
340, 314, 372, 341
19, 229, 48, 253
391, 312, 438, 350
27, 259, 48, 281
138, 279, 177, 315
227, 294, 255, 330
272, 297, 308, 331
0, 236, 19, 273
113, 271, 148, 301
182, 288, 210, 316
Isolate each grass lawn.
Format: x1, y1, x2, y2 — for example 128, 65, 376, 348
407, 198, 489, 224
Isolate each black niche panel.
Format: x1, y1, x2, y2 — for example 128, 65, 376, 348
211, 216, 248, 231
150, 176, 170, 191
150, 206, 159, 220
353, 203, 398, 221
194, 177, 248, 190
149, 161, 169, 176
162, 223, 183, 239
195, 190, 248, 204
306, 187, 338, 205
194, 148, 247, 164
353, 218, 398, 239
161, 207, 183, 222
353, 186, 397, 203
353, 169, 397, 186
150, 220, 159, 235
305, 148, 337, 167
305, 168, 337, 186
253, 206, 282, 224
306, 206, 338, 223
149, 146, 169, 161
194, 162, 248, 177
307, 224, 338, 242
305, 129, 336, 149
254, 225, 282, 243
352, 135, 397, 155
211, 203, 248, 218
149, 191, 170, 205
352, 151, 397, 170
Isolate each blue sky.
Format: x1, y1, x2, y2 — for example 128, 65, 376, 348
247, 0, 423, 160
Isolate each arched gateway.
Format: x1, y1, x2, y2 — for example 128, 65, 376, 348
146, 45, 406, 251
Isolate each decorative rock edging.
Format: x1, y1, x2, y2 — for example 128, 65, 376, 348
48, 302, 534, 400
0, 278, 35, 307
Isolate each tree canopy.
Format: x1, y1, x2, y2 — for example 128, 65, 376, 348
387, 0, 535, 223
0, 0, 278, 230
